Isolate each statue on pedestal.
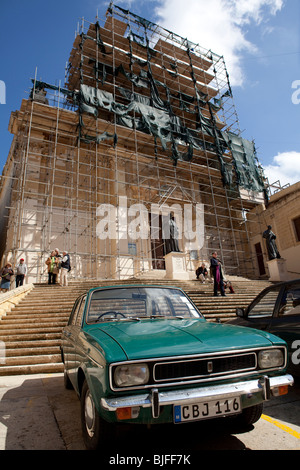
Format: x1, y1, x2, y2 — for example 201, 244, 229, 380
263, 225, 281, 260
163, 213, 180, 254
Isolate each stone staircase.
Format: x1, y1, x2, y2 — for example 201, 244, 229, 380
0, 277, 271, 376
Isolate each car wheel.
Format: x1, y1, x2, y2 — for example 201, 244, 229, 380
81, 380, 114, 450
238, 403, 264, 427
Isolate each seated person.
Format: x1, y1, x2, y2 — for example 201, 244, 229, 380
196, 263, 208, 282
224, 280, 235, 294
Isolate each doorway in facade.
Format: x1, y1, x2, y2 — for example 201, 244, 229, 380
255, 242, 266, 276
149, 213, 166, 270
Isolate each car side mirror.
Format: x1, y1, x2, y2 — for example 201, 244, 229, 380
236, 307, 245, 318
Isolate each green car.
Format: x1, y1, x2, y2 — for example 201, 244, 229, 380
60, 285, 293, 450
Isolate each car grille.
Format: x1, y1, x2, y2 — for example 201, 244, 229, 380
153, 353, 257, 382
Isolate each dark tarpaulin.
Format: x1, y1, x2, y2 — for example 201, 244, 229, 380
222, 131, 265, 193
30, 80, 74, 99
80, 131, 117, 147
78, 83, 171, 150
108, 5, 156, 30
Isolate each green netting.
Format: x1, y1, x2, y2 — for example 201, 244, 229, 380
78, 83, 172, 151
80, 131, 117, 147
77, 82, 219, 164
30, 80, 74, 98
108, 5, 156, 30
221, 131, 265, 193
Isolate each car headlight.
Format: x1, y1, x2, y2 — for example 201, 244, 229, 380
258, 349, 284, 369
114, 363, 150, 387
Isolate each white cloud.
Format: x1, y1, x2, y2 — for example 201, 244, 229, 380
154, 0, 284, 86
234, 0, 284, 23
263, 152, 300, 187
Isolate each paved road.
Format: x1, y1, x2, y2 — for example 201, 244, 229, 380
0, 373, 299, 454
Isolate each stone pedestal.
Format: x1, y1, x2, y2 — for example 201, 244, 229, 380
267, 258, 288, 282
164, 252, 189, 280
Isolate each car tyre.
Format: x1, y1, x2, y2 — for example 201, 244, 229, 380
81, 380, 114, 450
64, 369, 73, 390
238, 403, 264, 427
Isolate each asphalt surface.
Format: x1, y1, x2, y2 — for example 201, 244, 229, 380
0, 373, 299, 455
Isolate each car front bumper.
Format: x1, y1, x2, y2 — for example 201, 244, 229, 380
101, 374, 294, 419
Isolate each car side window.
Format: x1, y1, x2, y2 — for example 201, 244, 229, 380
68, 297, 81, 325
248, 287, 281, 318
69, 295, 86, 326
75, 295, 87, 327
278, 285, 300, 316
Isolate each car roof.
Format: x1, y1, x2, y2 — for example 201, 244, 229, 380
245, 278, 300, 309
86, 284, 185, 294
261, 278, 300, 293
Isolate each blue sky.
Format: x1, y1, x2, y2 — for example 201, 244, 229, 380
1, 0, 299, 188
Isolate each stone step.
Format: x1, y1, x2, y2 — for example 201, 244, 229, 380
0, 327, 66, 336
5, 339, 61, 349
192, 296, 257, 303
192, 296, 259, 302
13, 297, 76, 303
0, 324, 65, 333
2, 308, 72, 316
15, 300, 78, 307
0, 363, 64, 376
5, 346, 60, 357
2, 353, 61, 366
200, 309, 239, 315
6, 314, 70, 322
195, 299, 253, 307
0, 332, 62, 342
1, 313, 69, 321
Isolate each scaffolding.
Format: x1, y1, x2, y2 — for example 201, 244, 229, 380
0, 3, 267, 283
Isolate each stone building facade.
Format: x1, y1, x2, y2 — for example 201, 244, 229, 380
248, 182, 300, 281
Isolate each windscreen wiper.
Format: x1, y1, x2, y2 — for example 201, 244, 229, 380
135, 315, 185, 320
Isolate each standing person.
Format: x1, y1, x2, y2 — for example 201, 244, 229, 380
15, 258, 27, 287
210, 252, 226, 297
55, 248, 62, 268
46, 251, 59, 285
60, 251, 71, 287
0, 263, 14, 293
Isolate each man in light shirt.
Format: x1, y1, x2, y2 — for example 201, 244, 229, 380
16, 258, 27, 287
60, 251, 71, 287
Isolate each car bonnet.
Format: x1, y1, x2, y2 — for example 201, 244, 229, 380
85, 319, 281, 361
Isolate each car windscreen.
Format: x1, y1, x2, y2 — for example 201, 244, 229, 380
86, 287, 202, 323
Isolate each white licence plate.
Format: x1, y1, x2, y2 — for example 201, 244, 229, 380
174, 396, 241, 423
